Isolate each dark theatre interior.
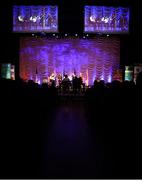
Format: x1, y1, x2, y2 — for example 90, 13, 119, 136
1, 0, 142, 178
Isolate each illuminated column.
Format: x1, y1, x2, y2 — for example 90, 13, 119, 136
86, 69, 89, 86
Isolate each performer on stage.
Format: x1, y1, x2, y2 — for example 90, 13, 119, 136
49, 73, 56, 86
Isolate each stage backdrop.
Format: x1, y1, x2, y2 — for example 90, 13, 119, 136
20, 37, 120, 85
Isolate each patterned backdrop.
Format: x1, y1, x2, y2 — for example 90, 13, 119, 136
20, 37, 120, 85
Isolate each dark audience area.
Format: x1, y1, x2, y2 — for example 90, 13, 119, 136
0, 74, 142, 178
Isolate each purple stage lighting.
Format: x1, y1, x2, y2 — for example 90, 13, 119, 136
20, 37, 120, 85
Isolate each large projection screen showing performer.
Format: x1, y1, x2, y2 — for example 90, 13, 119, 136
13, 6, 58, 32
84, 6, 129, 34
20, 37, 120, 85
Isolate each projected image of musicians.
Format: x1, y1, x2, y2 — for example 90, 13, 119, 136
96, 15, 101, 30
119, 15, 128, 31
101, 16, 109, 30
47, 13, 54, 27
110, 12, 116, 31
89, 15, 102, 31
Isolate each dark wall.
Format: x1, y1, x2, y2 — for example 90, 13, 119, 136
0, 0, 141, 69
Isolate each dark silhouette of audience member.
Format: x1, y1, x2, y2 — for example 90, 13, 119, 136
0, 76, 142, 178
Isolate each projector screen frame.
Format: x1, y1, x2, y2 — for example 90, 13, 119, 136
13, 5, 59, 33
84, 5, 130, 34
